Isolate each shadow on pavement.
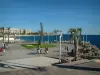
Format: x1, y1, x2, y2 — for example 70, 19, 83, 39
31, 67, 47, 72
27, 52, 37, 55
0, 63, 47, 72
55, 64, 100, 71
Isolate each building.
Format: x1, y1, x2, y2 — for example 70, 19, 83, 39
25, 29, 32, 34
10, 28, 20, 35
0, 27, 32, 35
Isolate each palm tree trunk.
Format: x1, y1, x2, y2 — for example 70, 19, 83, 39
74, 37, 79, 61
70, 32, 72, 43
79, 32, 82, 45
3, 28, 4, 43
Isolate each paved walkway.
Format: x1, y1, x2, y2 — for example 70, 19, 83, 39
0, 44, 59, 72
0, 61, 100, 75
0, 44, 38, 61
0, 43, 100, 74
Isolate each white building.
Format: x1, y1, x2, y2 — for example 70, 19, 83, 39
25, 29, 32, 34
10, 28, 20, 34
0, 27, 32, 35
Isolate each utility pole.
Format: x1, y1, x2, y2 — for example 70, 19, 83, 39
59, 32, 62, 63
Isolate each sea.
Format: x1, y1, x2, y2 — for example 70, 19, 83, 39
17, 35, 100, 48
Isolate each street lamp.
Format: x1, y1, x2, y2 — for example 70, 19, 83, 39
59, 32, 63, 63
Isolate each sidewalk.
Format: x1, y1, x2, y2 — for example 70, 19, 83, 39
0, 56, 59, 72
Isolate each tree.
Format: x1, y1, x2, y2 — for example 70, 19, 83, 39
78, 28, 82, 45
39, 22, 43, 46
8, 27, 10, 43
68, 28, 76, 43
68, 28, 82, 61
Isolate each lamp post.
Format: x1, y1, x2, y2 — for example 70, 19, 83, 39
59, 32, 62, 63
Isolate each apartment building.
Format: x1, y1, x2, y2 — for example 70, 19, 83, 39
0, 27, 32, 35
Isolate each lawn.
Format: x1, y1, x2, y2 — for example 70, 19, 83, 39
22, 44, 56, 49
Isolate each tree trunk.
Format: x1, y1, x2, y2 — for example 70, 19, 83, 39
79, 33, 82, 45
74, 37, 79, 61
70, 32, 72, 43
3, 28, 4, 43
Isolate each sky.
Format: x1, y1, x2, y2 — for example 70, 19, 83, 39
0, 0, 100, 34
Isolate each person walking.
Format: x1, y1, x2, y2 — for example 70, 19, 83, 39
37, 47, 40, 55
2, 43, 5, 55
65, 46, 68, 56
65, 46, 67, 51
45, 47, 48, 54
0, 48, 3, 56
67, 46, 69, 51
40, 48, 42, 54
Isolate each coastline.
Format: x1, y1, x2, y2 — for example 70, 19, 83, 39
11, 35, 39, 36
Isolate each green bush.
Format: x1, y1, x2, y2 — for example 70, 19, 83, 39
22, 44, 56, 49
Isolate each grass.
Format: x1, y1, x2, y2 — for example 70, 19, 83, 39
22, 44, 56, 49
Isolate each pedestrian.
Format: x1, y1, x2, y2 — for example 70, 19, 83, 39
40, 48, 42, 54
0, 48, 4, 56
4, 43, 6, 49
45, 47, 48, 54
67, 46, 69, 51
65, 46, 67, 51
37, 47, 40, 55
65, 46, 68, 56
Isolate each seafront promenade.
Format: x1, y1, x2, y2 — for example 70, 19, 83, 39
0, 43, 100, 75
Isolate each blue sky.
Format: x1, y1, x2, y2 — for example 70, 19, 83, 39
0, 0, 100, 34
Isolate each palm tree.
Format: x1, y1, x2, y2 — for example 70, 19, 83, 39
68, 28, 81, 61
74, 29, 80, 61
78, 28, 82, 45
68, 28, 76, 43
8, 27, 10, 43
39, 22, 43, 46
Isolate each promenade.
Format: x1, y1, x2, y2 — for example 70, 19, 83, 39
0, 43, 100, 75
